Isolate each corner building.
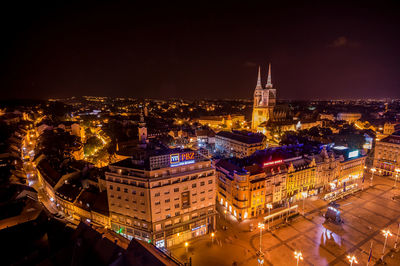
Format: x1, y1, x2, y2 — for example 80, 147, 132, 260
373, 131, 400, 176
105, 148, 216, 249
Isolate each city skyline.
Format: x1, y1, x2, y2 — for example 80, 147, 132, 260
1, 1, 400, 100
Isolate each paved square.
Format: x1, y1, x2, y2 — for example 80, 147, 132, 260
169, 176, 400, 265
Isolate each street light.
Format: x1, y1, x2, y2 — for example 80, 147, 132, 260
394, 223, 400, 249
381, 229, 393, 261
211, 232, 215, 244
347, 255, 358, 266
258, 222, 265, 253
370, 168, 376, 187
266, 203, 273, 230
294, 251, 303, 266
184, 242, 189, 253
301, 192, 308, 216
394, 168, 400, 187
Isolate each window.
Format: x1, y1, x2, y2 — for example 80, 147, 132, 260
166, 214, 171, 219
140, 192, 144, 196
117, 187, 120, 191
109, 185, 113, 190
164, 191, 170, 195
201, 197, 205, 201
208, 179, 213, 184
175, 203, 180, 208
200, 181, 205, 186
132, 190, 136, 195
155, 201, 161, 205
155, 192, 160, 197
174, 188, 179, 192
175, 211, 180, 216
192, 183, 197, 188
165, 199, 170, 203
124, 188, 128, 193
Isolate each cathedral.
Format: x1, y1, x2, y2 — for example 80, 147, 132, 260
251, 64, 277, 129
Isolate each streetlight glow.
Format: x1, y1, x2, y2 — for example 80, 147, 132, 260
294, 251, 303, 266
370, 168, 376, 187
347, 255, 358, 266
381, 229, 393, 261
266, 203, 273, 230
258, 222, 265, 253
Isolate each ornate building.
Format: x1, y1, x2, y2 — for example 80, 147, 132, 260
251, 64, 276, 129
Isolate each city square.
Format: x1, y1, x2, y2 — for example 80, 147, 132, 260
170, 174, 400, 265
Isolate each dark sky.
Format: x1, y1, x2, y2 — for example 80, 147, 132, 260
1, 0, 399, 100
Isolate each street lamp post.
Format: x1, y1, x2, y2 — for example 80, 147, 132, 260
370, 168, 376, 187
266, 203, 272, 230
394, 223, 400, 249
185, 242, 189, 253
347, 255, 358, 266
294, 251, 303, 266
394, 168, 400, 187
301, 192, 307, 216
258, 222, 265, 253
381, 229, 393, 261
211, 232, 215, 244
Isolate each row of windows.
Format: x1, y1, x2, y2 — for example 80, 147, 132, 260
109, 185, 146, 196
153, 181, 213, 197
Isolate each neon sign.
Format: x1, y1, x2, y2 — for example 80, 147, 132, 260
170, 151, 196, 166
348, 150, 359, 158
263, 159, 283, 167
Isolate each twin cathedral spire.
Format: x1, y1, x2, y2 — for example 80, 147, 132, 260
254, 63, 276, 108
252, 63, 277, 129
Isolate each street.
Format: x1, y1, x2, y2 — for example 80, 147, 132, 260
170, 174, 400, 266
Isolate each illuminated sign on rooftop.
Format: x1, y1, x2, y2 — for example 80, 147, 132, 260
263, 159, 283, 167
170, 151, 196, 167
348, 150, 359, 158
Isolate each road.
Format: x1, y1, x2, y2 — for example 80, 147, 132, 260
169, 174, 400, 266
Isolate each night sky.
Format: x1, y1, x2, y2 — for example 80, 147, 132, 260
1, 1, 399, 100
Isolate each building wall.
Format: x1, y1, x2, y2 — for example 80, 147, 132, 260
373, 140, 400, 176
105, 160, 216, 248
215, 135, 266, 158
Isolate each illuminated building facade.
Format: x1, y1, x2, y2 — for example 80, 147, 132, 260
215, 157, 287, 220
336, 112, 362, 123
373, 131, 400, 176
215, 130, 267, 158
285, 157, 316, 200
105, 148, 216, 248
215, 145, 365, 220
252, 64, 276, 129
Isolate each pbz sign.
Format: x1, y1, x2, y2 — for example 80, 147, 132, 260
170, 152, 195, 166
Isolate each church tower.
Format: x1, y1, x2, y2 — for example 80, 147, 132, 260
138, 109, 147, 143
251, 63, 276, 130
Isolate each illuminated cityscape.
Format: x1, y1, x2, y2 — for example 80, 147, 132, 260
1, 1, 400, 266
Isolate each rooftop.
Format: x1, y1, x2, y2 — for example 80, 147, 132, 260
216, 130, 265, 144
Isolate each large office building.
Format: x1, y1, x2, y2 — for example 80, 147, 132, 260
373, 131, 400, 176
215, 130, 267, 158
105, 120, 216, 249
